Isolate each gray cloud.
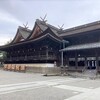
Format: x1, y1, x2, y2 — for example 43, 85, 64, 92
0, 0, 100, 45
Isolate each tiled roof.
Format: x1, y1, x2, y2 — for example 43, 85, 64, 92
18, 26, 31, 39
60, 42, 100, 51
60, 21, 100, 36
36, 19, 60, 35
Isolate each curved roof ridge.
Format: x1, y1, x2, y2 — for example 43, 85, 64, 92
36, 19, 59, 31
62, 20, 100, 33
18, 26, 31, 39
10, 26, 31, 44
18, 26, 32, 32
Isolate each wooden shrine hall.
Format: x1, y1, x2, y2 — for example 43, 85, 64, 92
1, 19, 100, 74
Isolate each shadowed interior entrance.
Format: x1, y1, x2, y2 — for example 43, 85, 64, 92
87, 60, 96, 70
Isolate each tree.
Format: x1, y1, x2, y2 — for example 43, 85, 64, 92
0, 51, 7, 61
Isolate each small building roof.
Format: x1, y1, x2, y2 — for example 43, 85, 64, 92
60, 42, 100, 52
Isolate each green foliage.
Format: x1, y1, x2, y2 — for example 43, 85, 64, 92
0, 51, 7, 60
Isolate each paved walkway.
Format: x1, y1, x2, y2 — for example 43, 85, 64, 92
64, 87, 100, 100
0, 70, 100, 100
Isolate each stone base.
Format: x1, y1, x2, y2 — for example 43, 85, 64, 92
26, 66, 60, 75
3, 63, 61, 75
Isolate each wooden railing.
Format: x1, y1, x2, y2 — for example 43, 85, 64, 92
6, 55, 57, 61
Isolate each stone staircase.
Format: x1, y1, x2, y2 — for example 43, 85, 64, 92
67, 69, 97, 79
83, 69, 97, 79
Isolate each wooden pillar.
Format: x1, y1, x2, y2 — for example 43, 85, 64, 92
60, 51, 64, 74
75, 52, 78, 70
67, 57, 69, 67
61, 51, 63, 67
84, 56, 87, 68
96, 56, 98, 71
95, 50, 98, 73
46, 47, 48, 59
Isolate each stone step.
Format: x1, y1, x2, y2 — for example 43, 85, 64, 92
83, 70, 97, 76
67, 70, 97, 79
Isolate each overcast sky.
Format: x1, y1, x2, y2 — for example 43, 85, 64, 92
0, 0, 100, 45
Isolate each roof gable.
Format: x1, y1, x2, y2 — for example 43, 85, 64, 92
30, 27, 62, 43
28, 23, 43, 39
11, 26, 31, 44
27, 19, 60, 39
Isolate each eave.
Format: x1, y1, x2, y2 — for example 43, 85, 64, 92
0, 28, 62, 50
60, 21, 100, 37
